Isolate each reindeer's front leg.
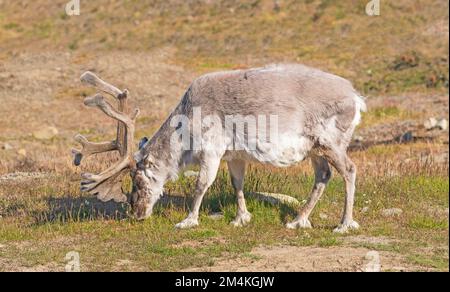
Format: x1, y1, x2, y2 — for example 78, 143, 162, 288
175, 153, 221, 229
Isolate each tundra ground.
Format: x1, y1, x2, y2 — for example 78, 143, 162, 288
0, 0, 448, 272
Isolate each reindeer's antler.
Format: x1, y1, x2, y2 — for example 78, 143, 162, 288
72, 72, 140, 203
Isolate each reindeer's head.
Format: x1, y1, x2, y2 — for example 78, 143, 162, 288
72, 71, 158, 219
129, 142, 165, 220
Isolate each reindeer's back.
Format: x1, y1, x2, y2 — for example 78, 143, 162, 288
185, 64, 361, 135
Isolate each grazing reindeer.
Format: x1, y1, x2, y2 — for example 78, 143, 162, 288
74, 64, 366, 233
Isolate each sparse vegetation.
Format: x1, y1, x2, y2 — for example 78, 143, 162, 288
0, 0, 448, 271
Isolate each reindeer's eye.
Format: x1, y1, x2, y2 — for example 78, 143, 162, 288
131, 191, 138, 204
175, 122, 183, 131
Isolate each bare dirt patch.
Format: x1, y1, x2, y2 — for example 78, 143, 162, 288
0, 256, 60, 272
184, 244, 425, 272
343, 235, 398, 246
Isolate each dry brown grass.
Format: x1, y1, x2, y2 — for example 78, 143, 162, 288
0, 0, 448, 271
0, 0, 448, 94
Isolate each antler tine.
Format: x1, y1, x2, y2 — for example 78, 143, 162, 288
71, 134, 117, 166
73, 71, 139, 203
80, 71, 124, 99
79, 93, 138, 202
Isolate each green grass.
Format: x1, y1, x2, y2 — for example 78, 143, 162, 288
0, 160, 448, 271
407, 253, 449, 270
408, 216, 448, 230
0, 0, 448, 272
360, 106, 419, 128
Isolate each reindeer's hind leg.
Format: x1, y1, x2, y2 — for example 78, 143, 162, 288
323, 147, 359, 233
286, 155, 331, 229
175, 152, 221, 229
228, 160, 252, 227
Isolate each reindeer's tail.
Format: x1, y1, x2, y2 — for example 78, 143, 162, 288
351, 93, 367, 128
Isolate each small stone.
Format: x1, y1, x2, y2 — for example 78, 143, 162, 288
353, 135, 364, 143
424, 117, 447, 131
1, 143, 13, 150
424, 117, 438, 130
319, 213, 328, 220
116, 259, 133, 266
184, 170, 199, 178
395, 131, 414, 143
437, 119, 448, 131
381, 208, 403, 217
361, 206, 370, 214
208, 212, 224, 220
33, 126, 59, 140
392, 266, 407, 272
251, 192, 301, 207
17, 149, 27, 156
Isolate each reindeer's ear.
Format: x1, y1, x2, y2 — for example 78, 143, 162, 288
138, 137, 149, 150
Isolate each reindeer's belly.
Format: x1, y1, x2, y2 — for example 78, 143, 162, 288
222, 134, 313, 167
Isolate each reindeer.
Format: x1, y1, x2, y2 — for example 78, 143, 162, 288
73, 64, 366, 233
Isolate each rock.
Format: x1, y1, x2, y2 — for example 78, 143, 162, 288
33, 126, 58, 140
17, 149, 27, 156
184, 170, 199, 178
319, 213, 328, 220
395, 131, 414, 143
1, 143, 13, 150
361, 207, 370, 214
381, 208, 403, 217
391, 266, 407, 272
251, 192, 302, 207
424, 117, 438, 130
437, 118, 448, 131
353, 135, 364, 143
208, 212, 224, 220
424, 118, 448, 131
273, 0, 281, 11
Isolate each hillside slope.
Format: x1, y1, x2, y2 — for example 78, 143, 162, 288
1, 0, 448, 95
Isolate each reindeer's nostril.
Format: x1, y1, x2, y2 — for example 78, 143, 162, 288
132, 201, 153, 221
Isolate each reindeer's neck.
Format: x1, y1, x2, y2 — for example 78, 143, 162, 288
145, 116, 187, 182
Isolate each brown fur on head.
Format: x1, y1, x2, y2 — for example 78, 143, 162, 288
130, 169, 153, 220
129, 154, 166, 220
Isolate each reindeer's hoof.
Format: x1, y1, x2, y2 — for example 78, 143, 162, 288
333, 220, 360, 234
175, 218, 199, 229
286, 218, 312, 229
231, 211, 252, 227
